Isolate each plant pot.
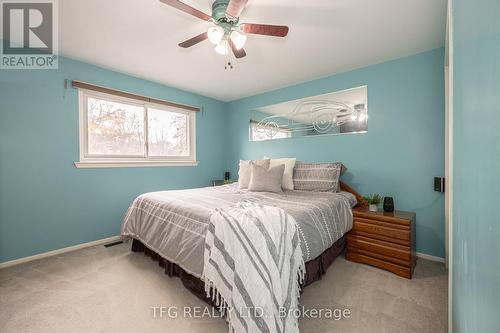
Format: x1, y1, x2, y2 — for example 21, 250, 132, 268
369, 204, 378, 212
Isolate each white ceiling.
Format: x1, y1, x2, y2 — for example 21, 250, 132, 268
60, 0, 447, 101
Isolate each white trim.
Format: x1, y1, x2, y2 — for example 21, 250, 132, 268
416, 252, 446, 263
446, 1, 454, 332
445, 65, 450, 269
74, 160, 199, 168
0, 236, 122, 269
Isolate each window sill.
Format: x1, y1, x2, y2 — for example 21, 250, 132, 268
74, 160, 199, 169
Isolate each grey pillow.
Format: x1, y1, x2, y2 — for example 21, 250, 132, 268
248, 163, 285, 193
238, 159, 270, 189
293, 162, 343, 192
295, 161, 348, 175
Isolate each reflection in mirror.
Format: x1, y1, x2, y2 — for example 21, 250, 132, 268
249, 86, 368, 141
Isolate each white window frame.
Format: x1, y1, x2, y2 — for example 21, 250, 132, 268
74, 89, 197, 168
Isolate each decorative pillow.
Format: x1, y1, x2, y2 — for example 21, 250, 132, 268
293, 162, 343, 192
248, 163, 285, 193
339, 163, 348, 175
295, 161, 348, 176
238, 159, 270, 189
264, 157, 296, 190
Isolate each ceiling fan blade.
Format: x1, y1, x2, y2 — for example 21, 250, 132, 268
178, 32, 208, 48
241, 23, 289, 37
230, 40, 246, 58
226, 0, 248, 18
160, 0, 211, 21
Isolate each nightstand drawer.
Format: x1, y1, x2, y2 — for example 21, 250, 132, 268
347, 234, 411, 262
354, 217, 410, 230
353, 221, 411, 245
346, 252, 412, 279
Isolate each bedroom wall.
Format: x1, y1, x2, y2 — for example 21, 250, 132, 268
0, 57, 227, 263
226, 48, 446, 258
452, 0, 500, 331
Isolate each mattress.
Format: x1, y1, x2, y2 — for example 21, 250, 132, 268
121, 183, 355, 278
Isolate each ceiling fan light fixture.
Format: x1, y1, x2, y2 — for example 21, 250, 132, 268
161, 0, 290, 60
230, 30, 247, 50
214, 39, 229, 55
207, 25, 224, 45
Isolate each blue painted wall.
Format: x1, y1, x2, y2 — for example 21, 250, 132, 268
226, 49, 446, 258
452, 0, 500, 331
0, 49, 446, 263
0, 57, 227, 263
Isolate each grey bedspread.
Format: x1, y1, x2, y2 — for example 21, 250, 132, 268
121, 183, 355, 278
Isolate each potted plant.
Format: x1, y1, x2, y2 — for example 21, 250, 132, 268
363, 194, 382, 212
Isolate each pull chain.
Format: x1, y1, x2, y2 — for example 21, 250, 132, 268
224, 48, 235, 70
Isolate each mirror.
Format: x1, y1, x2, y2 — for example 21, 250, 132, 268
249, 86, 368, 141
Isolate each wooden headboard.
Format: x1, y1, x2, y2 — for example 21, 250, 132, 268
339, 181, 366, 207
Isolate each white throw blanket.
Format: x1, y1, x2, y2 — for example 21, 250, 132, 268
203, 201, 305, 333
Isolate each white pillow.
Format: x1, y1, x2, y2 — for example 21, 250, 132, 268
264, 157, 296, 190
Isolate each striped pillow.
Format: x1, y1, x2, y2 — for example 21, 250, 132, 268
293, 162, 344, 192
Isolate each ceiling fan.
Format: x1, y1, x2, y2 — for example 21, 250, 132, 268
160, 0, 289, 59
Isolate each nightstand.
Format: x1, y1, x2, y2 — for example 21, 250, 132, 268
212, 180, 235, 186
346, 206, 416, 279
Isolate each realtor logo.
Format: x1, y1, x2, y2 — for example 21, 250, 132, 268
1, 0, 58, 69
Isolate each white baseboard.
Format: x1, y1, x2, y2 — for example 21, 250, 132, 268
0, 235, 122, 269
416, 252, 446, 263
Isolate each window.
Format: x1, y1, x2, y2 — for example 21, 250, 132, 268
75, 89, 197, 168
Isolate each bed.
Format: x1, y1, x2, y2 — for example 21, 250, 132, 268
121, 181, 362, 302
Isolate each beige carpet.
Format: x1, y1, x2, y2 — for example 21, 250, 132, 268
0, 241, 447, 333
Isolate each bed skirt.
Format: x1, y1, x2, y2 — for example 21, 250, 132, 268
130, 235, 346, 305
